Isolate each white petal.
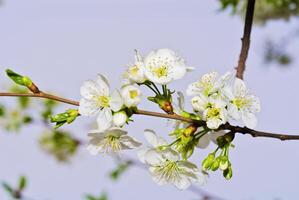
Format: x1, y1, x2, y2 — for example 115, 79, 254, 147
186, 83, 200, 96
196, 133, 210, 149
171, 65, 186, 80
162, 149, 179, 162
144, 129, 167, 147
120, 135, 142, 149
80, 80, 101, 100
197, 172, 208, 185
95, 74, 110, 95
149, 166, 168, 186
228, 104, 240, 120
206, 118, 222, 129
110, 90, 123, 111
234, 78, 247, 96
137, 147, 150, 163
173, 177, 191, 190
79, 98, 99, 116
242, 112, 257, 129
177, 91, 185, 110
145, 150, 165, 166
96, 109, 112, 132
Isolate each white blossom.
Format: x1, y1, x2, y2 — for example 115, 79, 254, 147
124, 51, 147, 84
138, 130, 207, 190
187, 71, 232, 97
143, 48, 193, 85
87, 128, 141, 155
121, 85, 142, 107
191, 95, 228, 129
224, 78, 261, 128
79, 74, 124, 131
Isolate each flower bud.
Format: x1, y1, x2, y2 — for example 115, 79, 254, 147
202, 153, 215, 171
211, 157, 221, 171
183, 125, 197, 137
113, 111, 128, 127
219, 156, 229, 171
223, 166, 233, 180
6, 69, 40, 93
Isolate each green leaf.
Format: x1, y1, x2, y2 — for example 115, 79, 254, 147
0, 104, 5, 117
109, 161, 131, 181
18, 176, 27, 191
2, 182, 14, 195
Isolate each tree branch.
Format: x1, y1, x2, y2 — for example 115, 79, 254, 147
0, 92, 79, 106
0, 91, 298, 141
235, 0, 256, 80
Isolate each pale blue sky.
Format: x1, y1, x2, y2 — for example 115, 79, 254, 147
0, 1, 299, 200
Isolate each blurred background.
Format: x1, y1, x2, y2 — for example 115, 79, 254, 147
0, 0, 299, 199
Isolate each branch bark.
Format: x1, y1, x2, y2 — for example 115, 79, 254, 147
235, 0, 256, 80
1, 91, 298, 141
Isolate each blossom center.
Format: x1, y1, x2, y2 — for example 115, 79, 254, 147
152, 66, 168, 78
104, 135, 121, 152
98, 96, 110, 107
154, 160, 181, 180
233, 98, 250, 110
129, 90, 138, 99
206, 107, 221, 119
129, 65, 140, 76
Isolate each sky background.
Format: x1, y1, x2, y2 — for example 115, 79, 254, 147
0, 0, 299, 200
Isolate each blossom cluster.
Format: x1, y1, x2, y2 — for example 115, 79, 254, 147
77, 48, 261, 190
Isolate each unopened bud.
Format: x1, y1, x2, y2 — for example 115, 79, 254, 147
219, 156, 229, 171
113, 111, 128, 127
183, 125, 198, 137
202, 153, 215, 171
211, 157, 221, 171
223, 166, 233, 180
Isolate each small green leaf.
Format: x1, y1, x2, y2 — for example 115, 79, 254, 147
18, 176, 27, 191
2, 182, 14, 194
109, 161, 131, 181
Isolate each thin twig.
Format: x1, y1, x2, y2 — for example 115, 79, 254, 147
0, 92, 79, 106
0, 91, 298, 141
235, 0, 256, 80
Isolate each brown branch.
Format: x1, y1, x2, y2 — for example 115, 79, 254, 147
0, 91, 299, 141
0, 92, 79, 106
235, 0, 256, 80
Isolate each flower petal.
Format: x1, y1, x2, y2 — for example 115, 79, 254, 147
110, 90, 123, 112
80, 80, 101, 100
95, 74, 110, 96
79, 98, 99, 116
96, 108, 112, 132
196, 133, 210, 149
144, 129, 167, 147
145, 149, 165, 166
242, 112, 257, 129
121, 135, 142, 149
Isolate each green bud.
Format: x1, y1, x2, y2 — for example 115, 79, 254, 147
211, 157, 221, 171
50, 109, 79, 129
22, 76, 32, 87
202, 153, 215, 171
6, 69, 39, 93
223, 166, 233, 180
6, 69, 32, 86
219, 156, 229, 171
